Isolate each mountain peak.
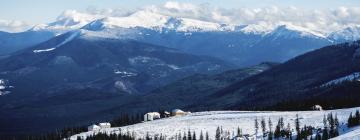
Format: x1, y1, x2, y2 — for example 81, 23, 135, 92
329, 25, 360, 42
81, 10, 236, 32
270, 24, 326, 39
30, 10, 100, 33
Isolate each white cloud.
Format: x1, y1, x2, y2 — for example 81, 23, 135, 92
0, 19, 31, 33
78, 1, 360, 33
3, 1, 360, 33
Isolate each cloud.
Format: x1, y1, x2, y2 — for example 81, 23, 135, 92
0, 19, 31, 33
4, 1, 360, 33
78, 1, 360, 33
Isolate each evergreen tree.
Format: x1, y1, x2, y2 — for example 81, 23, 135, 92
274, 119, 281, 138
146, 132, 151, 140
315, 132, 321, 140
286, 123, 292, 139
215, 127, 221, 140
356, 110, 360, 123
237, 127, 242, 137
268, 118, 273, 135
188, 129, 192, 140
334, 114, 339, 137
295, 114, 300, 140
261, 118, 267, 137
192, 131, 196, 140
200, 131, 204, 140
348, 112, 354, 127
255, 118, 259, 135
322, 127, 329, 140
205, 132, 209, 140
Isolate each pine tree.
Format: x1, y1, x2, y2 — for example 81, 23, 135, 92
286, 123, 292, 139
322, 127, 329, 140
334, 114, 339, 137
268, 118, 273, 134
200, 131, 204, 140
192, 131, 196, 140
237, 127, 242, 137
255, 118, 259, 135
261, 118, 267, 137
295, 114, 300, 140
205, 132, 209, 140
215, 127, 221, 140
348, 112, 353, 127
146, 132, 151, 140
315, 132, 321, 140
188, 129, 192, 140
183, 132, 187, 140
274, 119, 281, 138
356, 110, 360, 125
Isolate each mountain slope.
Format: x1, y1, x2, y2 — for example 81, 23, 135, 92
0, 30, 56, 56
122, 40, 360, 112
0, 30, 234, 135
203, 40, 360, 110
0, 30, 233, 97
145, 62, 278, 109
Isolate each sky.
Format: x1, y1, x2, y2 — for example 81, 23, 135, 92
0, 0, 359, 32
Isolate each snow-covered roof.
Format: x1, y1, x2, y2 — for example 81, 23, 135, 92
99, 122, 111, 126
171, 109, 184, 113
145, 112, 160, 115
88, 124, 100, 129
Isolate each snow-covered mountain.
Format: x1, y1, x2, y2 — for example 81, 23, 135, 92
82, 10, 239, 32
267, 24, 327, 39
29, 10, 101, 34
329, 25, 360, 43
0, 30, 233, 96
1, 9, 360, 66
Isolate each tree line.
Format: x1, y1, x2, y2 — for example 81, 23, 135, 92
136, 112, 344, 140
347, 110, 360, 127
3, 113, 144, 140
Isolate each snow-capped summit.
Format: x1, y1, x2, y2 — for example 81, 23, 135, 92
269, 24, 326, 39
328, 25, 360, 42
30, 10, 101, 34
239, 22, 275, 35
82, 10, 168, 31
82, 10, 236, 32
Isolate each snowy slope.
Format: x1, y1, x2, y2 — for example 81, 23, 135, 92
330, 126, 360, 140
70, 107, 360, 140
321, 72, 360, 87
32, 30, 82, 53
268, 24, 327, 39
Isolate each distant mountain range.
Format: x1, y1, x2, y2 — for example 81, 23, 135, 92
1, 10, 360, 67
